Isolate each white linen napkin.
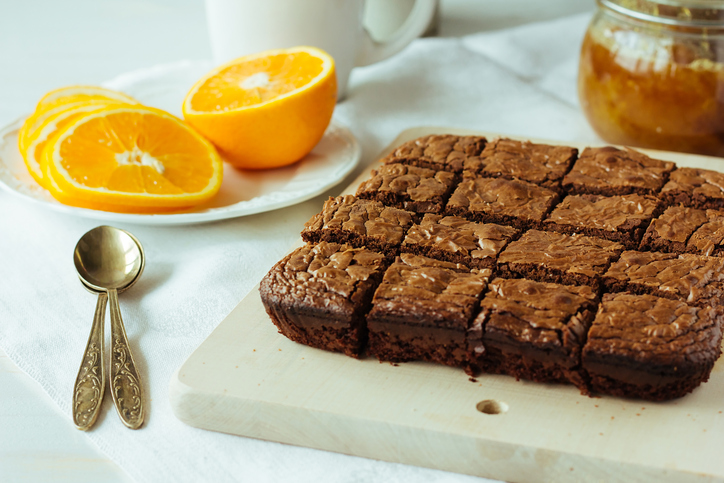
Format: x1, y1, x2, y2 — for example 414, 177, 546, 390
0, 12, 597, 483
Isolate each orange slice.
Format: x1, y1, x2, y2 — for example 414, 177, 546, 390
22, 102, 126, 188
34, 85, 138, 115
182, 46, 336, 169
42, 105, 223, 213
19, 99, 127, 154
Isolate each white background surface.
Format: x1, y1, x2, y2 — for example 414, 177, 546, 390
0, 1, 593, 482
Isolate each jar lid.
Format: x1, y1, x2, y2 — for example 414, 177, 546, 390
601, 0, 724, 26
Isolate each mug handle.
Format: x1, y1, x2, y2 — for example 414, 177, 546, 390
356, 0, 438, 67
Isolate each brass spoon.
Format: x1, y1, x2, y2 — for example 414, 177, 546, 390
72, 267, 142, 430
73, 226, 146, 430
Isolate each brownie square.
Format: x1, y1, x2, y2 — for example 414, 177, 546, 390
468, 278, 598, 388
661, 167, 724, 210
401, 214, 519, 269
463, 138, 577, 191
543, 194, 662, 249
604, 250, 724, 308
381, 134, 486, 173
301, 195, 414, 257
562, 146, 675, 196
355, 163, 457, 214
686, 210, 724, 257
639, 205, 709, 253
582, 293, 722, 401
497, 230, 624, 289
367, 253, 491, 367
446, 177, 560, 230
259, 242, 388, 358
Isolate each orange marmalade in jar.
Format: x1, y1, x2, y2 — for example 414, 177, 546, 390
579, 0, 724, 157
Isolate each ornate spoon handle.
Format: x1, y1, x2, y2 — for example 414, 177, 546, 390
72, 292, 107, 431
108, 288, 144, 429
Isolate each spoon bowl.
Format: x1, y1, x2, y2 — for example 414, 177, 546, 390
74, 226, 144, 292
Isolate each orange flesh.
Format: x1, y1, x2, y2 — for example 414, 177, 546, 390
190, 52, 324, 111
58, 111, 214, 194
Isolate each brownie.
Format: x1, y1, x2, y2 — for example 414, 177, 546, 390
497, 230, 624, 289
301, 195, 414, 257
367, 253, 491, 367
604, 250, 724, 308
401, 214, 519, 269
686, 210, 724, 257
468, 278, 598, 388
355, 163, 457, 214
582, 293, 722, 401
446, 177, 560, 230
639, 205, 709, 253
661, 167, 724, 210
543, 194, 662, 249
463, 138, 577, 191
259, 242, 388, 357
381, 134, 486, 173
562, 146, 675, 196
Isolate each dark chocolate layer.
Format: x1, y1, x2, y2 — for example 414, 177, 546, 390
468, 278, 598, 388
260, 242, 388, 357
367, 253, 491, 367
582, 293, 721, 401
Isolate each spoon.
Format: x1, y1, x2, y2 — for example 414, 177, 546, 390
72, 266, 142, 430
73, 226, 146, 430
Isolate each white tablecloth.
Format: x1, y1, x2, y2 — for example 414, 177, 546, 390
0, 9, 600, 483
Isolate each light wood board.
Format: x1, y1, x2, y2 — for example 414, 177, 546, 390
170, 127, 724, 482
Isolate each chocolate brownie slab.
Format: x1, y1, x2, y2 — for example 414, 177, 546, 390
497, 230, 624, 289
355, 163, 457, 214
446, 177, 559, 230
260, 242, 388, 358
367, 253, 491, 367
401, 214, 519, 269
661, 167, 724, 210
301, 195, 414, 257
687, 210, 724, 257
562, 146, 675, 196
543, 194, 662, 249
463, 138, 577, 191
582, 293, 722, 401
639, 205, 709, 253
604, 250, 724, 308
468, 278, 598, 388
381, 134, 486, 173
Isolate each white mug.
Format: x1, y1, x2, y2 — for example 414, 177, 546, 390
205, 0, 437, 98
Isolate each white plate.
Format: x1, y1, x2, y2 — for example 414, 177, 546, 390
0, 60, 360, 225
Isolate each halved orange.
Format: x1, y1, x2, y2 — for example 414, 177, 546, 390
34, 85, 138, 115
42, 105, 223, 213
183, 46, 337, 169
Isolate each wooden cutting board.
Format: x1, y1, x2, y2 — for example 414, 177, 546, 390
169, 127, 724, 483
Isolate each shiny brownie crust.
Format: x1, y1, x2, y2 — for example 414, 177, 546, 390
260, 242, 388, 357
582, 293, 722, 401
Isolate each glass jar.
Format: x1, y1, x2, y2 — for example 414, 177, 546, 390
579, 0, 724, 157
